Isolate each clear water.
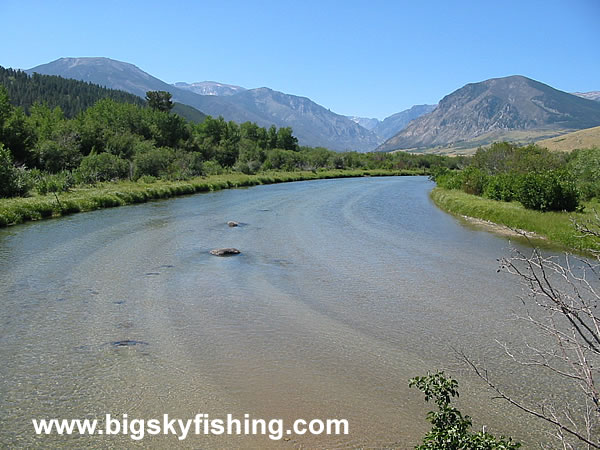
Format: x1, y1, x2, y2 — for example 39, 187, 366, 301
0, 177, 570, 447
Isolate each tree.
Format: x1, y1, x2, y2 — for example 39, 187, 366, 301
145, 90, 173, 112
410, 371, 520, 449
461, 217, 600, 449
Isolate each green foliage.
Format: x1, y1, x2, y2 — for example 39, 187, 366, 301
410, 371, 520, 450
145, 91, 173, 112
35, 139, 82, 173
568, 147, 600, 200
167, 151, 205, 180
0, 144, 30, 197
483, 173, 519, 202
517, 170, 579, 212
460, 166, 488, 196
78, 153, 130, 183
472, 142, 565, 175
133, 146, 175, 178
32, 171, 74, 195
437, 142, 584, 212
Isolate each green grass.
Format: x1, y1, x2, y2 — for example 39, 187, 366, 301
0, 169, 425, 228
430, 187, 600, 253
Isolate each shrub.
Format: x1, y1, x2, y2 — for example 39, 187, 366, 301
460, 166, 488, 196
202, 160, 224, 175
78, 153, 130, 183
35, 139, 82, 173
410, 372, 520, 449
0, 145, 30, 198
517, 170, 579, 212
167, 151, 205, 180
133, 146, 175, 178
568, 147, 600, 201
33, 171, 75, 195
483, 173, 520, 202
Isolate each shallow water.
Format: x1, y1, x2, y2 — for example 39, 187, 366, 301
0, 176, 575, 447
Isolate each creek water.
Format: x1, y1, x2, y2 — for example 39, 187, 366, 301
0, 176, 574, 447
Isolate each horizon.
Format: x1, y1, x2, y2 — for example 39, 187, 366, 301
1, 0, 599, 119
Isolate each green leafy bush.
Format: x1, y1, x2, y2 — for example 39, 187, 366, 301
0, 145, 30, 198
133, 146, 175, 178
460, 166, 488, 196
483, 173, 520, 202
78, 153, 130, 183
33, 171, 75, 195
410, 371, 520, 450
517, 170, 579, 212
35, 139, 82, 173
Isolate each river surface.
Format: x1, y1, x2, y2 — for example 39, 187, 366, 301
0, 176, 573, 447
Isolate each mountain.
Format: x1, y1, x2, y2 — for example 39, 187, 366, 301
372, 105, 437, 141
347, 116, 380, 131
27, 57, 378, 151
173, 81, 246, 96
573, 91, 600, 102
378, 75, 600, 153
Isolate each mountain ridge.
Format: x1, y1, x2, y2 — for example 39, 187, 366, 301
377, 75, 600, 153
27, 57, 378, 151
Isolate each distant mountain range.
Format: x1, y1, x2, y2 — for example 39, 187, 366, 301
27, 58, 380, 151
378, 75, 600, 153
347, 105, 437, 141
22, 58, 600, 154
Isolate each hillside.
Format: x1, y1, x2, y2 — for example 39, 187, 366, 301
0, 65, 145, 117
28, 57, 379, 151
537, 126, 600, 152
378, 75, 600, 153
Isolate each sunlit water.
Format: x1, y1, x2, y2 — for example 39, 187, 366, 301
0, 177, 577, 447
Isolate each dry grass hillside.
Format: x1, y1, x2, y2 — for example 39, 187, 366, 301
537, 126, 600, 152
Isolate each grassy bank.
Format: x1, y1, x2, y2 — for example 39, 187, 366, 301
0, 169, 424, 228
430, 187, 600, 253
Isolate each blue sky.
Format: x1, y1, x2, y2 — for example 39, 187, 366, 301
1, 0, 598, 119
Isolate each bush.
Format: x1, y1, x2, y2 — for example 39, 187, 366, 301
33, 171, 75, 195
460, 166, 488, 196
35, 139, 82, 173
410, 371, 520, 449
167, 151, 205, 180
133, 146, 174, 178
517, 170, 579, 212
77, 153, 130, 183
568, 147, 600, 201
202, 160, 224, 175
0, 145, 30, 198
483, 173, 520, 202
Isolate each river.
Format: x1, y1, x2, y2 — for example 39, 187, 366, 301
0, 176, 573, 447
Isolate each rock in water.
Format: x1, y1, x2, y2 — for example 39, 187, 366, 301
227, 221, 239, 227
210, 248, 241, 256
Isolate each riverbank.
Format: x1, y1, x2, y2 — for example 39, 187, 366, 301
430, 187, 600, 253
0, 169, 424, 228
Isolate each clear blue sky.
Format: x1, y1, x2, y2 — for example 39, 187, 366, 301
1, 0, 598, 119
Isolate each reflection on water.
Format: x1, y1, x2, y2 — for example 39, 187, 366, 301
0, 177, 575, 447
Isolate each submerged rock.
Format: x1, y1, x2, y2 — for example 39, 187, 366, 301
227, 221, 239, 227
111, 339, 148, 347
210, 248, 241, 256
